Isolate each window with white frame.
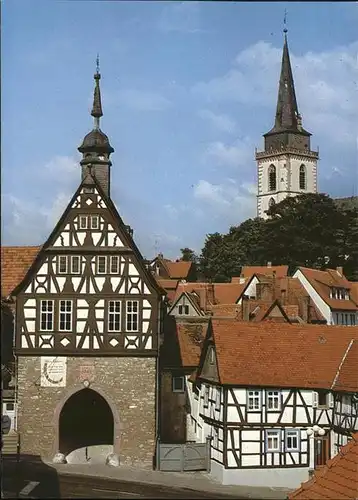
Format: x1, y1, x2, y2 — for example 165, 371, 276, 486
126, 300, 139, 331
178, 304, 189, 315
247, 390, 261, 411
97, 256, 107, 274
204, 385, 209, 407
266, 430, 280, 452
59, 300, 72, 331
58, 255, 68, 274
108, 301, 121, 332
285, 429, 300, 451
172, 375, 185, 392
40, 300, 54, 331
79, 215, 88, 229
71, 255, 81, 274
215, 388, 221, 410
91, 215, 99, 229
267, 390, 281, 410
110, 255, 120, 274
212, 427, 219, 448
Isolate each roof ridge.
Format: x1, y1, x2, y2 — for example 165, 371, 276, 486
331, 339, 355, 390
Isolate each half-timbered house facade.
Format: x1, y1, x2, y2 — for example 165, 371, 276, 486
293, 266, 358, 326
10, 65, 165, 467
159, 317, 208, 444
189, 320, 358, 488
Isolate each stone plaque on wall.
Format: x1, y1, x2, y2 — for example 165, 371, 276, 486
79, 362, 95, 382
40, 357, 67, 387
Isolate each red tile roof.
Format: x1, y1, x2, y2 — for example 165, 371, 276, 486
176, 321, 208, 367
203, 320, 358, 390
349, 282, 358, 304
289, 432, 358, 499
241, 265, 289, 279
298, 267, 358, 311
1, 246, 41, 297
165, 260, 193, 279
173, 282, 245, 311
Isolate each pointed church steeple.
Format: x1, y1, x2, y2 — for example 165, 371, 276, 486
78, 57, 114, 196
263, 31, 311, 152
273, 32, 299, 131
255, 23, 319, 220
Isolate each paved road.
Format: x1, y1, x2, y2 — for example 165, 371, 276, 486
2, 461, 241, 499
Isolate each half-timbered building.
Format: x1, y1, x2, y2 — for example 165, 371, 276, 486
9, 65, 165, 467
159, 317, 208, 444
189, 320, 358, 488
293, 266, 358, 325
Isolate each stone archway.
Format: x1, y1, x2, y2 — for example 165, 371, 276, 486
53, 384, 120, 460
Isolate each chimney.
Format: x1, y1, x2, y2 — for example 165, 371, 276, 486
280, 277, 288, 304
242, 296, 250, 321
158, 253, 164, 259
207, 283, 215, 306
300, 296, 310, 323
336, 266, 343, 277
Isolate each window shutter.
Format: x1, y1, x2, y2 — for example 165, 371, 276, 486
312, 391, 318, 408
329, 392, 334, 408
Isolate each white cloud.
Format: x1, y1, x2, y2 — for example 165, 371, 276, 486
192, 40, 358, 145
204, 137, 253, 168
115, 89, 172, 111
193, 179, 256, 223
43, 155, 78, 184
2, 191, 71, 246
198, 109, 237, 134
2, 155, 80, 246
158, 2, 204, 34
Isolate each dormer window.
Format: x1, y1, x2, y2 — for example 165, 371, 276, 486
330, 287, 350, 300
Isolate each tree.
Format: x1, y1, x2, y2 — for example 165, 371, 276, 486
197, 193, 358, 281
179, 247, 198, 262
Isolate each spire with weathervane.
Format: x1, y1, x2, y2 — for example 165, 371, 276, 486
262, 14, 313, 152
78, 55, 114, 197
255, 14, 319, 219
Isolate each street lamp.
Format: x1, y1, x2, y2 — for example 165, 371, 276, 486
306, 425, 326, 437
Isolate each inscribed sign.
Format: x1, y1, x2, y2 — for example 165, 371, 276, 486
40, 357, 67, 387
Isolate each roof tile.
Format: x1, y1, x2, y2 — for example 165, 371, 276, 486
206, 320, 358, 390
289, 433, 358, 499
1, 246, 41, 297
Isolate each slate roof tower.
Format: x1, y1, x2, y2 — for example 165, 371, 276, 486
255, 30, 319, 219
78, 56, 114, 196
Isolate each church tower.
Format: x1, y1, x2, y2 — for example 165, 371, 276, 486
255, 31, 319, 219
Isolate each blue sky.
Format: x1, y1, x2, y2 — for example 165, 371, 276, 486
2, 1, 357, 259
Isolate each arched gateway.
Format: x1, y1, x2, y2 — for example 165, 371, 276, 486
53, 385, 120, 460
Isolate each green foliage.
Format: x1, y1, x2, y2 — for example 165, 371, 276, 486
198, 193, 358, 281
179, 247, 198, 262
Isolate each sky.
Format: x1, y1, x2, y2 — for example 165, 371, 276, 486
2, 1, 358, 260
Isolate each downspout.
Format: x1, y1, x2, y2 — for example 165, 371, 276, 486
155, 296, 164, 469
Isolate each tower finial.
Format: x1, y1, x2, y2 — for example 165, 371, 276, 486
91, 54, 103, 128
283, 9, 288, 35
